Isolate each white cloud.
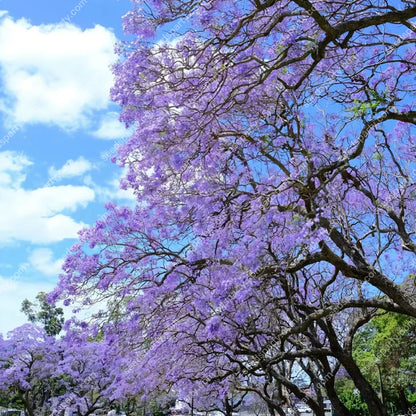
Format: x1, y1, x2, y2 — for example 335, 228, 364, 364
99, 177, 136, 202
0, 151, 32, 187
0, 187, 94, 244
0, 14, 117, 129
29, 248, 64, 277
0, 276, 55, 334
92, 111, 130, 140
0, 151, 95, 244
49, 156, 93, 180
84, 168, 136, 204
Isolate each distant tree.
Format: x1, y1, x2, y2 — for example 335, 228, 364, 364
0, 325, 60, 416
52, 331, 123, 416
21, 292, 64, 336
353, 312, 416, 414
0, 325, 127, 416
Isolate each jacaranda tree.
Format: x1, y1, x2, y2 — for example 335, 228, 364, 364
51, 331, 123, 416
0, 325, 60, 416
0, 325, 126, 416
50, 1, 416, 415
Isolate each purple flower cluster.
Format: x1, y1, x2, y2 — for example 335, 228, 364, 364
47, 0, 416, 414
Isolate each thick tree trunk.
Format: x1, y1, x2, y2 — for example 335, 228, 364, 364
339, 355, 387, 416
22, 391, 34, 416
267, 404, 276, 416
325, 381, 354, 416
223, 399, 233, 416
398, 386, 410, 414
321, 318, 387, 416
274, 407, 285, 416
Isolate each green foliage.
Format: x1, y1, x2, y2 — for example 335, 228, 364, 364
338, 389, 371, 416
0, 393, 8, 407
0, 390, 24, 410
407, 392, 416, 405
145, 398, 175, 416
335, 377, 370, 415
352, 312, 416, 412
21, 292, 64, 336
348, 88, 389, 117
353, 312, 416, 373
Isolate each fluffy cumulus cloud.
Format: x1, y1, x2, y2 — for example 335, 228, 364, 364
84, 167, 136, 204
49, 156, 93, 180
0, 151, 95, 244
29, 248, 64, 277
0, 13, 117, 129
0, 151, 32, 187
92, 111, 130, 140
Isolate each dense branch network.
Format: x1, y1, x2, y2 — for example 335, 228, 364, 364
49, 1, 416, 416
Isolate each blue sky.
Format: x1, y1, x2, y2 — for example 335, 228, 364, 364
0, 0, 135, 333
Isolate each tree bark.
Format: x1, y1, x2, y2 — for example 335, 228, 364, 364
398, 386, 410, 415
324, 380, 354, 416
339, 355, 387, 416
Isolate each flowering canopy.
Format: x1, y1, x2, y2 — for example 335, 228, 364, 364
0, 325, 124, 416
51, 1, 416, 416
0, 325, 59, 416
